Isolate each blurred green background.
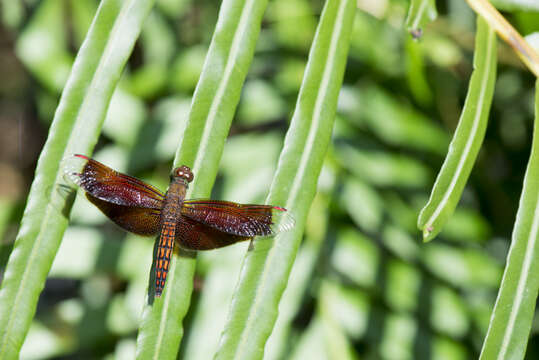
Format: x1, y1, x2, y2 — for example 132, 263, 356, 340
0, 0, 538, 359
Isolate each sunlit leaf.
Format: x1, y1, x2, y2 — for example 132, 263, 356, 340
135, 0, 272, 357
491, 0, 539, 11
479, 79, 539, 360
0, 1, 155, 357
418, 17, 497, 242
215, 0, 356, 358
332, 228, 380, 287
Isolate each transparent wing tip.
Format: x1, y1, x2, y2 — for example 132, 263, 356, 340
60, 154, 89, 188
50, 155, 89, 213
271, 207, 295, 234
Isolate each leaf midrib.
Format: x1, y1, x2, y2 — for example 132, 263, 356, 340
233, 0, 348, 357
191, 0, 256, 175
423, 26, 495, 232
497, 194, 539, 359
151, 0, 257, 356
411, 0, 430, 29
0, 1, 136, 355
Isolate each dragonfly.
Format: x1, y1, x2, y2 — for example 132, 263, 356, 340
65, 154, 294, 297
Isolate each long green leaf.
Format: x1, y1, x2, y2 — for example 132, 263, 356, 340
490, 0, 539, 12
135, 0, 270, 358
405, 0, 437, 38
417, 16, 497, 242
214, 0, 355, 358
265, 192, 332, 360
479, 79, 539, 360
0, 0, 155, 358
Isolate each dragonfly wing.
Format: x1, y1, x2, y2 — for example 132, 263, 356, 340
86, 195, 161, 236
64, 154, 164, 236
176, 215, 250, 250
64, 154, 165, 208
181, 200, 294, 238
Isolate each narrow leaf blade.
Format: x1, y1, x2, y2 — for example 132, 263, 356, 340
479, 79, 539, 360
135, 0, 270, 358
418, 16, 497, 242
214, 0, 356, 358
0, 0, 155, 357
405, 0, 437, 39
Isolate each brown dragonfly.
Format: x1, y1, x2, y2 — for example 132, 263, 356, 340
65, 155, 293, 297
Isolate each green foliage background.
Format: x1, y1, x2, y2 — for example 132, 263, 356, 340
0, 0, 538, 359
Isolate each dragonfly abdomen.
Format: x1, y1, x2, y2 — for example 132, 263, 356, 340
155, 219, 176, 297
154, 179, 187, 297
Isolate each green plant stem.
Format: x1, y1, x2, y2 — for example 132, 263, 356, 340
214, 0, 356, 358
0, 0, 155, 358
479, 79, 539, 360
135, 0, 270, 358
405, 0, 437, 38
418, 16, 497, 242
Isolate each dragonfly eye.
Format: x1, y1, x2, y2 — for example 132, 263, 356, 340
173, 165, 194, 183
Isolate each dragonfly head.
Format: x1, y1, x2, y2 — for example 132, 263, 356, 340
172, 165, 194, 184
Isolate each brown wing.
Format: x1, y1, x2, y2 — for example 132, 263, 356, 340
175, 215, 250, 250
181, 200, 294, 238
86, 195, 161, 236
65, 154, 164, 235
65, 154, 164, 208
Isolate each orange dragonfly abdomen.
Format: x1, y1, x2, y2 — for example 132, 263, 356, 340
155, 220, 175, 296
154, 168, 190, 297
